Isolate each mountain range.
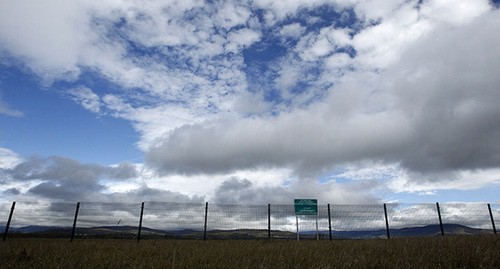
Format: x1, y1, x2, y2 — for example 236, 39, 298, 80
1, 224, 494, 240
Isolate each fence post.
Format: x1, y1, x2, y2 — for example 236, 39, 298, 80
137, 202, 144, 242
70, 202, 80, 242
487, 203, 497, 234
436, 202, 444, 236
328, 203, 332, 241
203, 202, 208, 241
267, 203, 271, 240
384, 203, 390, 239
2, 201, 16, 241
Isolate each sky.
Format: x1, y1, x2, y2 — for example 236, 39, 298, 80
1, 0, 500, 206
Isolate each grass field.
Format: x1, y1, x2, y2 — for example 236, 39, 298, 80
0, 236, 499, 268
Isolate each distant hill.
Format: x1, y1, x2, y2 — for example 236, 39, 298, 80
328, 224, 492, 239
1, 223, 493, 240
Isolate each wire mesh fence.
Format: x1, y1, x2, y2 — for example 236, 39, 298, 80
0, 202, 10, 226
386, 203, 441, 237
2, 202, 75, 238
75, 202, 142, 239
207, 203, 269, 239
142, 202, 206, 239
1, 201, 498, 241
491, 203, 500, 233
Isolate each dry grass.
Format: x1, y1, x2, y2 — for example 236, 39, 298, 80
0, 235, 499, 268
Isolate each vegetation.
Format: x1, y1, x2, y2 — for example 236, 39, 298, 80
0, 235, 498, 268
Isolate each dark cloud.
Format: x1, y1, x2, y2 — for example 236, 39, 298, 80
1, 156, 139, 201
387, 13, 500, 174
3, 187, 20, 195
1, 155, 203, 203
213, 177, 379, 204
214, 177, 291, 204
9, 156, 138, 182
108, 162, 139, 179
28, 181, 102, 201
103, 187, 204, 203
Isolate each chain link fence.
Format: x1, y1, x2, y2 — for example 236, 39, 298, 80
2, 201, 498, 241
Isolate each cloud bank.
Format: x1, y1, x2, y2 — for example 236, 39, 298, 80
1, 0, 499, 203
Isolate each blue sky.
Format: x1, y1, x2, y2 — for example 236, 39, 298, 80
1, 0, 499, 205
0, 65, 141, 164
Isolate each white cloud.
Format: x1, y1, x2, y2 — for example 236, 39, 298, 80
351, 3, 430, 69
352, 0, 402, 21
68, 87, 101, 113
0, 147, 22, 169
388, 168, 500, 193
420, 0, 491, 25
324, 53, 352, 70
279, 23, 306, 38
276, 64, 301, 92
0, 0, 94, 80
254, 0, 330, 24
296, 26, 352, 62
215, 2, 252, 30
331, 162, 402, 182
226, 28, 262, 52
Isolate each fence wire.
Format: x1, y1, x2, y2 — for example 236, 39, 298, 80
207, 203, 268, 239
142, 202, 206, 239
3, 202, 75, 237
385, 203, 441, 237
76, 202, 141, 239
440, 203, 494, 231
1, 202, 13, 232
1, 201, 498, 240
491, 203, 500, 233
332, 204, 385, 230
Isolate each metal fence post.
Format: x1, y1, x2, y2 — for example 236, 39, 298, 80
203, 202, 208, 240
137, 202, 144, 242
384, 203, 390, 239
267, 203, 271, 240
70, 202, 80, 242
327, 203, 332, 241
436, 202, 444, 236
296, 215, 300, 241
487, 203, 497, 234
2, 201, 16, 241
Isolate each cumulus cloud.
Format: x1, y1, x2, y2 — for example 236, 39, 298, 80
146, 104, 406, 177
0, 0, 90, 80
146, 6, 500, 187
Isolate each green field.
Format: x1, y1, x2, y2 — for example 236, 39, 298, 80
1, 236, 499, 268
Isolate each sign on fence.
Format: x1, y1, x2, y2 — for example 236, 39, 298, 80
294, 199, 318, 215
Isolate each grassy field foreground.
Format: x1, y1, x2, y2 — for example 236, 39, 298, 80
0, 236, 499, 268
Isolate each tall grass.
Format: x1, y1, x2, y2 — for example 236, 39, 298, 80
0, 236, 498, 268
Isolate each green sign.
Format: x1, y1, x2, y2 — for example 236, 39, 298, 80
294, 199, 318, 215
